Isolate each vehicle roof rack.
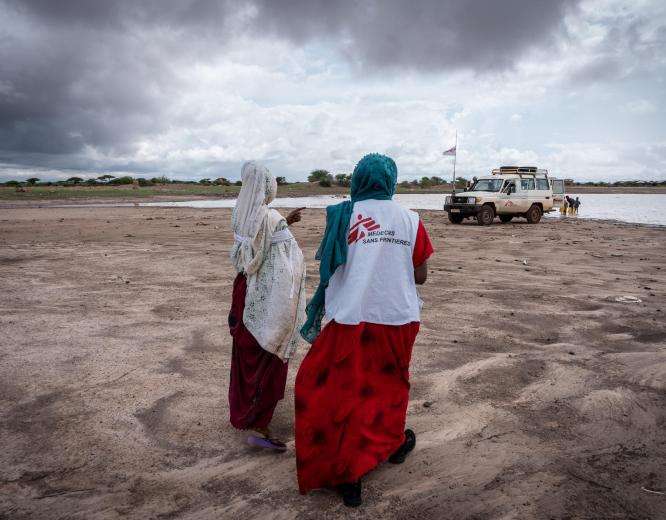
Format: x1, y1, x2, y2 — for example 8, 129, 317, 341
492, 166, 549, 177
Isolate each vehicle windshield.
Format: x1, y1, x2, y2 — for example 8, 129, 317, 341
470, 179, 503, 192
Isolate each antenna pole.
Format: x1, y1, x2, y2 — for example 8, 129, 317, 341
452, 131, 458, 194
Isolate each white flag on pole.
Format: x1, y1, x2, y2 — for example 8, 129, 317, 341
443, 146, 456, 156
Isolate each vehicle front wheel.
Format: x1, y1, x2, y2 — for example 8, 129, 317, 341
448, 213, 464, 224
476, 205, 495, 226
525, 204, 542, 224
499, 214, 513, 223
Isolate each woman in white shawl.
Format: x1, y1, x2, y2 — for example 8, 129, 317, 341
228, 161, 306, 451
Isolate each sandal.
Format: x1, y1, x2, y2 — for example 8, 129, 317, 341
246, 434, 287, 452
388, 429, 416, 464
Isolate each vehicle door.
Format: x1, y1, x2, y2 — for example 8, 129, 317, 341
551, 179, 565, 210
536, 178, 553, 211
497, 180, 519, 214
516, 178, 534, 212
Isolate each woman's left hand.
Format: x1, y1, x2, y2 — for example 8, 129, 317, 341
286, 207, 305, 225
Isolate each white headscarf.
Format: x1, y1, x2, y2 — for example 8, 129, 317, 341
230, 161, 278, 275
228, 161, 307, 360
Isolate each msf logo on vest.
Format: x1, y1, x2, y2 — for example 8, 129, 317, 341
348, 214, 380, 244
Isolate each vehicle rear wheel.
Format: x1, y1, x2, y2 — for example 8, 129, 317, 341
476, 205, 495, 226
499, 214, 513, 223
448, 213, 464, 224
525, 204, 542, 224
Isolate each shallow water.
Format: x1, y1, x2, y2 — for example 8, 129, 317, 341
141, 193, 666, 226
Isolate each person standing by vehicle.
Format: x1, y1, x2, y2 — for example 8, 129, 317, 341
228, 161, 306, 451
295, 153, 434, 507
574, 196, 581, 214
564, 195, 574, 215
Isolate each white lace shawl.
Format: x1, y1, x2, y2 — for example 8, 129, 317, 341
230, 162, 306, 360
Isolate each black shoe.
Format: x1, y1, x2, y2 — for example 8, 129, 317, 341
388, 429, 416, 464
337, 480, 362, 508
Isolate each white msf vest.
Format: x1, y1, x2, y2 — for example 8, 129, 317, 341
325, 199, 421, 325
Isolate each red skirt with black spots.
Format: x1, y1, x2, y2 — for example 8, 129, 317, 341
295, 320, 419, 493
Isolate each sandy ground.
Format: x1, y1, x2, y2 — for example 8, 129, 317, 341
1, 206, 665, 520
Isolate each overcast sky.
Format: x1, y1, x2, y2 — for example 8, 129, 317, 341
0, 0, 664, 182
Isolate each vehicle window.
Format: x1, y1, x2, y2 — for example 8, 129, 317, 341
503, 181, 516, 194
471, 179, 503, 192
536, 179, 549, 190
521, 178, 535, 190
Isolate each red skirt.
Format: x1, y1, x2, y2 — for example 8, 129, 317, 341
295, 320, 419, 493
228, 273, 288, 430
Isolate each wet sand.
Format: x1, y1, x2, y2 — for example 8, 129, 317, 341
1, 206, 665, 519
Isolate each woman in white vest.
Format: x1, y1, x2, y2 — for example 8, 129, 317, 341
228, 161, 306, 451
295, 153, 434, 507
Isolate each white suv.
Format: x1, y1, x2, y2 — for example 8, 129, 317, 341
444, 166, 565, 225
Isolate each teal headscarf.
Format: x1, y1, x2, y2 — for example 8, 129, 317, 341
300, 153, 398, 343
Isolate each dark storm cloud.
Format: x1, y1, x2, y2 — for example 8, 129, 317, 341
1, 0, 237, 159
256, 0, 579, 71
4, 0, 233, 30
0, 0, 579, 174
10, 0, 579, 70
0, 5, 179, 155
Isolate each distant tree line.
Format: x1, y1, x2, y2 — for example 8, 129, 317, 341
302, 169, 467, 189
3, 174, 665, 189
303, 172, 666, 190
569, 180, 666, 187
1, 174, 246, 187
399, 176, 455, 188
307, 170, 353, 187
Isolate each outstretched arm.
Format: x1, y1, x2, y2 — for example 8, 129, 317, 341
286, 207, 305, 226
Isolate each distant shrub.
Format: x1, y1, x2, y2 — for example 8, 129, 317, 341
137, 178, 153, 186
5, 180, 20, 187
110, 176, 134, 185
308, 169, 330, 183
309, 169, 334, 187
151, 176, 170, 184
335, 174, 351, 187
234, 180, 242, 186
66, 176, 83, 185
26, 177, 40, 185
214, 177, 231, 186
